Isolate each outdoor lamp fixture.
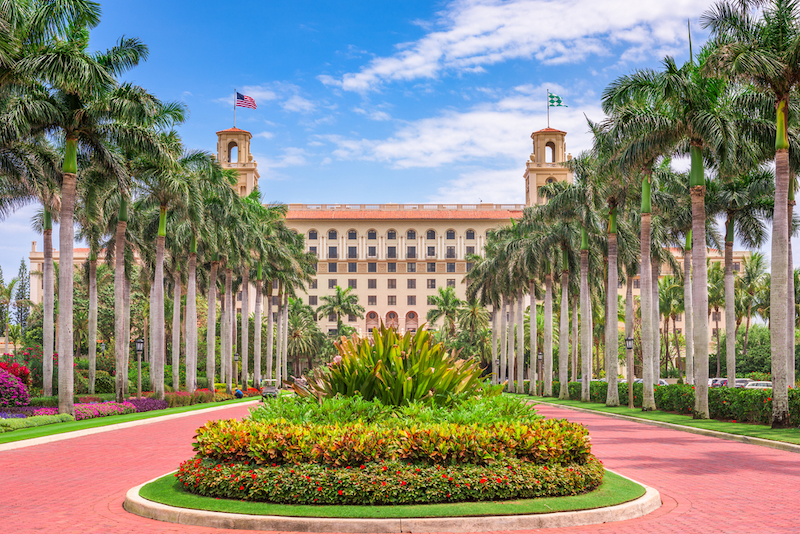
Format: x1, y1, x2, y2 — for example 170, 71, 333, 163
100, 342, 105, 355
135, 338, 144, 400
537, 351, 544, 396
624, 336, 634, 409
234, 353, 240, 390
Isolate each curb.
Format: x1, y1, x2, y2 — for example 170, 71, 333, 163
532, 399, 800, 455
123, 470, 661, 533
0, 400, 259, 452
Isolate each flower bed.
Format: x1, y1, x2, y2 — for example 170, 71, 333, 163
32, 401, 136, 420
126, 398, 169, 413
0, 368, 29, 408
176, 456, 604, 506
0, 414, 74, 433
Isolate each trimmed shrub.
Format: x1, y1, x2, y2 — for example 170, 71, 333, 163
176, 456, 604, 505
0, 368, 29, 408
193, 417, 592, 467
94, 370, 115, 394
0, 413, 74, 432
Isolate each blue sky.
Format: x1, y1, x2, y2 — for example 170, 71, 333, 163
2, 0, 791, 279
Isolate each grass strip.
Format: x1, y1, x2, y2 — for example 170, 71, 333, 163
139, 470, 642, 519
529, 396, 800, 445
0, 397, 256, 444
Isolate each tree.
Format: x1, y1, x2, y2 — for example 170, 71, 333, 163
708, 261, 726, 378
426, 286, 463, 337
318, 286, 365, 335
702, 0, 800, 428
0, 277, 19, 354
14, 259, 29, 332
457, 298, 490, 343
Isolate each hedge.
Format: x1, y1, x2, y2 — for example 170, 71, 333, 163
175, 457, 604, 505
0, 413, 74, 433
542, 381, 800, 426
193, 418, 593, 467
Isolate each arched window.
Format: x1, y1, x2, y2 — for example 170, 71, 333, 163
328, 230, 337, 240
546, 177, 556, 184
348, 230, 357, 240
227, 141, 238, 163
426, 230, 436, 240
407, 230, 416, 240
368, 230, 377, 240
366, 311, 379, 330
308, 230, 318, 240
387, 230, 396, 240
466, 230, 475, 240
405, 311, 418, 332
545, 141, 555, 163
386, 311, 399, 329
446, 230, 455, 240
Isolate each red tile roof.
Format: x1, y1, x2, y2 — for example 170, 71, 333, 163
532, 127, 567, 134
286, 209, 523, 220
215, 127, 251, 135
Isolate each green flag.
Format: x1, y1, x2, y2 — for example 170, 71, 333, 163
548, 93, 567, 107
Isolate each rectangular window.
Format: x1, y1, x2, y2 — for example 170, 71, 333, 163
446, 246, 456, 259
446, 230, 455, 240
348, 262, 357, 273
309, 246, 317, 257
328, 246, 338, 259
348, 246, 357, 259
427, 296, 435, 305
237, 291, 242, 301
348, 314, 356, 322
308, 230, 317, 240
328, 313, 337, 322
408, 295, 416, 306
272, 296, 279, 306
466, 262, 474, 272
407, 263, 417, 273
427, 246, 436, 258
273, 280, 279, 289
328, 230, 337, 240
466, 246, 475, 255
427, 230, 436, 240
329, 262, 338, 273
447, 279, 455, 288
368, 279, 377, 289
368, 262, 377, 273
712, 312, 721, 322
388, 279, 396, 289
676, 314, 683, 322
633, 279, 640, 289
407, 246, 416, 259
368, 295, 377, 306
312, 262, 318, 273
368, 230, 377, 240
466, 230, 475, 240
407, 230, 416, 240
309, 296, 318, 305
348, 279, 357, 289
447, 263, 455, 273
328, 279, 337, 289
348, 230, 357, 240
368, 246, 377, 257
387, 262, 395, 272
427, 262, 436, 273
310, 279, 317, 289
408, 279, 416, 289
388, 296, 397, 306
387, 246, 397, 259
387, 230, 396, 240
427, 279, 436, 289
618, 279, 624, 288
733, 262, 740, 272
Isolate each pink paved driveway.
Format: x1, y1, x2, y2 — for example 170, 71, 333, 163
1, 402, 798, 533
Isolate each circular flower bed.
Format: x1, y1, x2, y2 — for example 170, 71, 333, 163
0, 368, 30, 408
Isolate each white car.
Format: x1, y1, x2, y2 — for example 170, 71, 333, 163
744, 381, 772, 390
633, 378, 669, 386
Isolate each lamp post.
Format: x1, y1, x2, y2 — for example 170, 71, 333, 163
537, 351, 544, 396
625, 336, 634, 409
234, 353, 240, 391
494, 358, 500, 386
135, 338, 144, 399
100, 342, 105, 357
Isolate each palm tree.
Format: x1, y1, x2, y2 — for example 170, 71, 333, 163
317, 285, 365, 335
426, 286, 463, 337
702, 0, 800, 427
458, 298, 490, 343
659, 275, 684, 377
708, 261, 726, 378
0, 277, 19, 353
740, 252, 769, 357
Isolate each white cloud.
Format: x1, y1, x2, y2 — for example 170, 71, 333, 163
255, 131, 275, 139
258, 147, 310, 172
282, 95, 316, 113
352, 107, 391, 121
427, 167, 523, 204
319, 0, 715, 92
318, 84, 598, 168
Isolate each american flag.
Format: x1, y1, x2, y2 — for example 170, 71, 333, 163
236, 92, 256, 109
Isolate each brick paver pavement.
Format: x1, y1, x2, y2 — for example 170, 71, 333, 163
1, 401, 798, 533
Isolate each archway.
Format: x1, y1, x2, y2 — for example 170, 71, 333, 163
227, 141, 239, 163
545, 141, 555, 163
405, 311, 418, 332
386, 311, 399, 329
366, 311, 379, 331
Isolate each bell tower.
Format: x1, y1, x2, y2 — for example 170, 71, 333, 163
523, 127, 573, 206
216, 127, 260, 197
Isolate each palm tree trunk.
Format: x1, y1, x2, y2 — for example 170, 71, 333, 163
625, 276, 634, 399
640, 210, 655, 411
113, 210, 127, 402
123, 275, 131, 397
207, 262, 218, 385
88, 258, 97, 394
690, 144, 710, 419
186, 253, 197, 392
172, 270, 181, 391
491, 303, 498, 385
528, 281, 537, 395
788, 194, 795, 389
275, 292, 283, 385
254, 278, 263, 388
43, 219, 54, 397
683, 240, 694, 385
232, 294, 238, 388
282, 293, 289, 380
652, 260, 661, 383
154, 234, 166, 400
507, 298, 515, 391
266, 287, 274, 380
219, 290, 226, 385
499, 297, 507, 386
571, 297, 578, 383
581, 249, 591, 401
663, 314, 671, 375
606, 231, 619, 406
225, 268, 233, 394
58, 168, 76, 416
672, 316, 681, 381
516, 287, 524, 393
743, 302, 752, 358
559, 264, 569, 400
724, 221, 736, 388
544, 272, 553, 396
241, 267, 249, 389
714, 311, 721, 378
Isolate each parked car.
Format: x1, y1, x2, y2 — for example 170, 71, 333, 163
709, 378, 726, 387
633, 378, 669, 386
744, 381, 772, 390
734, 378, 752, 388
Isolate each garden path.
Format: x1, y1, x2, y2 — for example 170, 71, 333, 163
0, 402, 798, 533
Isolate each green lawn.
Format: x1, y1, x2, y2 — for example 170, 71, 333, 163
529, 396, 800, 445
139, 470, 643, 519
0, 397, 257, 444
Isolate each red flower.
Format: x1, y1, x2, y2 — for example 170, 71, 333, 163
338, 490, 343, 495
317, 487, 323, 491
381, 481, 386, 486
480, 478, 487, 484
239, 486, 244, 490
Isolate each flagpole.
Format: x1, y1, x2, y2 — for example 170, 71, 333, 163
546, 89, 550, 128
233, 89, 236, 128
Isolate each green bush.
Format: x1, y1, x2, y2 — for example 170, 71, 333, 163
176, 456, 604, 506
301, 326, 492, 407
94, 370, 115, 394
0, 413, 74, 432
196, 377, 209, 389
193, 417, 592, 467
